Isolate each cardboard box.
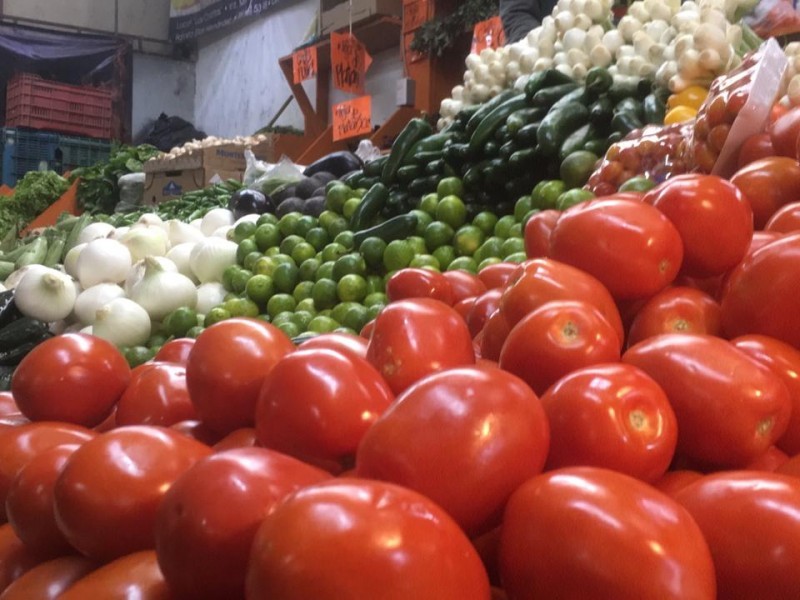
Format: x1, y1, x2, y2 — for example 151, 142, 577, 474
321, 0, 402, 35
142, 168, 242, 207
143, 139, 274, 174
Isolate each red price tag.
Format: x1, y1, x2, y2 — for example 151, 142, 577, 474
292, 46, 318, 84
331, 31, 372, 95
471, 16, 506, 54
332, 96, 372, 141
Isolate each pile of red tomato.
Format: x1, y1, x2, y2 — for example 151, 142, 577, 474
5, 107, 800, 599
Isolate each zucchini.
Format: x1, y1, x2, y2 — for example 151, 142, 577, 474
466, 89, 517, 134
589, 96, 614, 128
363, 155, 389, 177
381, 118, 434, 185
508, 148, 537, 176
614, 97, 645, 120
611, 110, 644, 136
0, 339, 50, 366
483, 140, 500, 158
0, 365, 13, 391
559, 123, 596, 161
352, 214, 418, 247
397, 164, 423, 184
409, 132, 455, 156
482, 158, 508, 186
469, 93, 528, 155
425, 159, 445, 176
514, 122, 541, 147
551, 86, 591, 110
342, 170, 365, 188
412, 150, 444, 165
585, 67, 614, 97
0, 317, 51, 353
506, 107, 545, 135
495, 125, 511, 144
442, 143, 472, 169
350, 183, 390, 232
643, 93, 667, 124
608, 77, 651, 103
524, 68, 575, 101
532, 82, 580, 109
583, 138, 609, 156
499, 140, 519, 161
407, 175, 440, 196
537, 102, 591, 158
456, 104, 481, 128
463, 162, 487, 190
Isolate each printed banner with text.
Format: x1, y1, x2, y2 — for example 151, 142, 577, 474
332, 96, 372, 141
169, 0, 289, 42
331, 31, 372, 95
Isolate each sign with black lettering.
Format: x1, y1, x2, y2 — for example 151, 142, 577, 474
331, 31, 372, 95
332, 96, 372, 141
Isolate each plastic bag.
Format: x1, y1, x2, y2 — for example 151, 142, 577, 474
744, 0, 800, 38
242, 148, 271, 188
585, 123, 693, 196
688, 38, 787, 178
114, 172, 146, 213
355, 139, 383, 163
250, 155, 304, 197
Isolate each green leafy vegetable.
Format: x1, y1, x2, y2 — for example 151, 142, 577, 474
0, 171, 69, 237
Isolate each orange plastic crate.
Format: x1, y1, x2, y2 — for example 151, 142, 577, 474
5, 74, 112, 139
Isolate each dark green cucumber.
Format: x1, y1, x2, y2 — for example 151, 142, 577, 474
607, 77, 652, 102
584, 67, 614, 97
495, 125, 511, 144
550, 86, 592, 110
508, 148, 538, 175
514, 122, 541, 147
482, 158, 508, 186
381, 118, 433, 184
524, 68, 575, 101
0, 365, 13, 391
425, 159, 445, 176
466, 89, 517, 134
611, 110, 644, 136
532, 82, 580, 109
342, 170, 365, 188
456, 104, 481, 128
442, 143, 472, 168
397, 164, 423, 184
0, 338, 51, 366
559, 123, 596, 161
499, 140, 519, 161
469, 93, 528, 154
363, 155, 389, 177
589, 96, 615, 128
643, 93, 667, 124
350, 182, 390, 232
412, 150, 444, 165
352, 214, 418, 247
614, 97, 645, 120
409, 132, 456, 156
407, 175, 440, 196
583, 138, 609, 156
0, 317, 51, 353
483, 140, 500, 158
506, 107, 545, 135
537, 102, 591, 157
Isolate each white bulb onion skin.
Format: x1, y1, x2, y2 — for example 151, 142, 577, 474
189, 238, 238, 284
92, 298, 151, 347
75, 238, 132, 289
15, 268, 77, 322
129, 257, 198, 322
74, 284, 126, 326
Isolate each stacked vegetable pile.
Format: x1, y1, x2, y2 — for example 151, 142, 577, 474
0, 171, 68, 239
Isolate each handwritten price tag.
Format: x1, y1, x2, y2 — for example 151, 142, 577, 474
331, 31, 372, 95
471, 16, 506, 54
332, 96, 372, 141
292, 46, 318, 84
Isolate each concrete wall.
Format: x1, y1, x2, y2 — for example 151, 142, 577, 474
132, 53, 197, 142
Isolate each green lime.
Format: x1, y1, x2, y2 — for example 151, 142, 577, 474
522, 209, 540, 226
514, 195, 534, 223
294, 215, 317, 238
308, 315, 340, 334
245, 274, 275, 305
321, 242, 348, 263
271, 253, 296, 267
364, 292, 388, 308
353, 188, 367, 199
291, 241, 316, 265
265, 246, 280, 257
276, 321, 301, 338
233, 268, 253, 294
243, 251, 263, 272
359, 236, 387, 270
531, 179, 566, 210
474, 237, 503, 263
164, 307, 198, 338
472, 211, 499, 236
432, 245, 456, 269
271, 311, 295, 328
506, 251, 528, 263
494, 215, 518, 239
409, 254, 440, 270
502, 237, 526, 257
232, 221, 257, 244
437, 176, 465, 198
318, 210, 339, 231
478, 256, 503, 271
556, 188, 595, 211
436, 195, 467, 229
424, 221, 455, 251
315, 261, 335, 281
419, 193, 439, 216
256, 213, 278, 227
326, 184, 352, 213
383, 240, 415, 271
407, 235, 427, 256
343, 197, 362, 220
256, 314, 271, 323
222, 265, 242, 292
619, 175, 657, 192
278, 212, 302, 237
454, 225, 485, 257
333, 253, 367, 280
333, 230, 355, 250
324, 215, 349, 238
365, 275, 385, 295
296, 297, 317, 314
337, 274, 368, 303
299, 257, 321, 281
273, 262, 300, 294
293, 280, 314, 303
236, 238, 259, 265
305, 227, 330, 252
341, 303, 370, 332
267, 293, 297, 318
279, 234, 304, 256
447, 256, 479, 273
409, 209, 434, 236
367, 304, 383, 320
186, 325, 205, 339
509, 223, 523, 238
253, 256, 279, 277
334, 326, 358, 335
148, 333, 169, 349
560, 151, 599, 189
291, 310, 314, 331
254, 223, 281, 252
332, 301, 361, 324
312, 278, 339, 310
124, 346, 154, 368
224, 297, 260, 318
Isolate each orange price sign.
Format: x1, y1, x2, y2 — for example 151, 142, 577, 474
403, 0, 430, 33
331, 31, 372, 95
332, 96, 372, 141
292, 45, 318, 84
471, 16, 506, 54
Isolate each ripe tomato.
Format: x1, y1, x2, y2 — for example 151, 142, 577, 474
540, 364, 677, 482
730, 156, 800, 229
769, 104, 800, 157
499, 258, 624, 343
294, 331, 368, 361
255, 348, 394, 470
523, 209, 560, 258
366, 298, 475, 395
11, 334, 130, 427
623, 334, 792, 468
778, 454, 800, 478
454, 296, 477, 321
477, 262, 520, 290
643, 174, 752, 278
0, 423, 94, 523
549, 198, 684, 300
764, 201, 800, 233
115, 363, 195, 428
359, 318, 375, 339
0, 393, 18, 417
731, 334, 800, 456
245, 479, 491, 600
442, 270, 487, 303
386, 268, 455, 305
155, 447, 329, 600
478, 309, 511, 362
0, 523, 49, 593
186, 318, 294, 435
499, 300, 621, 396
53, 426, 211, 562
737, 132, 775, 168
356, 367, 549, 537
170, 419, 223, 446
5, 444, 80, 558
675, 471, 800, 599
745, 445, 789, 471
152, 337, 195, 365
0, 555, 96, 600
626, 286, 722, 347
721, 233, 800, 347
499, 467, 716, 599
652, 470, 704, 498
211, 427, 257, 452
58, 551, 170, 600
467, 289, 503, 338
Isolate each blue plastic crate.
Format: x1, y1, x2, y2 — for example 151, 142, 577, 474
1, 128, 60, 187
57, 134, 111, 172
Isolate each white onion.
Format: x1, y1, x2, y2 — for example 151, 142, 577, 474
167, 220, 206, 246
124, 257, 178, 295
189, 237, 238, 284
3, 264, 50, 290
63, 243, 86, 278
74, 283, 126, 325
166, 243, 199, 283
93, 298, 151, 347
77, 222, 115, 245
76, 238, 132, 289
15, 267, 77, 322
130, 257, 198, 321
195, 282, 228, 315
120, 226, 169, 262
200, 208, 235, 237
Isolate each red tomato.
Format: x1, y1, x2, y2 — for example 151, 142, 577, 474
499, 467, 716, 599
737, 132, 776, 168
245, 479, 491, 599
11, 334, 130, 427
0, 555, 96, 600
499, 258, 624, 343
155, 447, 329, 600
359, 318, 375, 339
0, 523, 48, 593
0, 414, 27, 431
539, 363, 677, 482
549, 198, 684, 300
58, 551, 170, 600
255, 348, 394, 470
186, 318, 294, 435
6, 444, 80, 558
652, 470, 704, 498
523, 209, 560, 258
0, 423, 94, 523
295, 331, 368, 361
477, 262, 520, 290
0, 393, 18, 417
366, 298, 475, 395
442, 269, 487, 303
643, 174, 752, 278
453, 296, 477, 321
769, 104, 800, 157
771, 102, 789, 123
499, 300, 621, 396
386, 268, 455, 305
721, 233, 800, 347
675, 471, 800, 599
778, 454, 800, 478
115, 363, 195, 428
53, 426, 211, 562
623, 334, 792, 468
471, 527, 502, 588
169, 419, 223, 446
356, 367, 549, 537
730, 156, 800, 229
478, 309, 511, 362
764, 201, 800, 233
731, 334, 800, 456
746, 230, 783, 255
627, 286, 722, 347
211, 427, 257, 452
745, 445, 789, 471
467, 289, 503, 338
152, 338, 195, 365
